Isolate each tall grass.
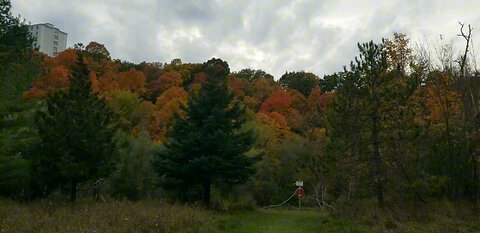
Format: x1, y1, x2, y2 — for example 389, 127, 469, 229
0, 199, 207, 233
332, 199, 480, 233
1, 199, 478, 233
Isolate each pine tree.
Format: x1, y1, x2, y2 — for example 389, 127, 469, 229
0, 0, 35, 64
0, 0, 39, 198
328, 41, 393, 207
155, 58, 257, 207
34, 55, 117, 201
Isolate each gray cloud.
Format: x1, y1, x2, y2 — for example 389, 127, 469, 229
12, 0, 480, 78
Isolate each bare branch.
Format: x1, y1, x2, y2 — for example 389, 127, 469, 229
458, 22, 473, 76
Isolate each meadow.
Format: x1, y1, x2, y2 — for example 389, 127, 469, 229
1, 199, 478, 233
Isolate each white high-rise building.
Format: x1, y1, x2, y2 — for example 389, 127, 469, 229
28, 23, 67, 57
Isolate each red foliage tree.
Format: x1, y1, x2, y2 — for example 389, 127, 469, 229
151, 71, 183, 96
259, 88, 292, 114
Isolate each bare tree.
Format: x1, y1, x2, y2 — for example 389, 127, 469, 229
457, 22, 473, 76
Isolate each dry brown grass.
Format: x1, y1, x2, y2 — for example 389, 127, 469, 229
0, 199, 208, 233
1, 198, 479, 233
332, 199, 480, 233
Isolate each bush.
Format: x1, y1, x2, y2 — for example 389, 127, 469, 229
0, 155, 30, 198
210, 185, 256, 211
110, 130, 158, 200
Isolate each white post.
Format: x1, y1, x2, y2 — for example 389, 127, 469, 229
298, 195, 301, 210
295, 180, 303, 210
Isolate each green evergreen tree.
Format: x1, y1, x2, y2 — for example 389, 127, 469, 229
319, 73, 343, 92
0, 0, 35, 64
0, 0, 39, 198
328, 41, 396, 207
34, 55, 117, 201
155, 58, 257, 207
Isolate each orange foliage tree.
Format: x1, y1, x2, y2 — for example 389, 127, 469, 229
118, 68, 146, 94
148, 86, 188, 141
22, 49, 78, 99
151, 71, 183, 96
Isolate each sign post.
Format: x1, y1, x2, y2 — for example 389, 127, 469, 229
295, 180, 304, 210
299, 192, 301, 210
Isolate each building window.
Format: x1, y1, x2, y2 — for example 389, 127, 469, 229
54, 35, 58, 40
36, 25, 38, 29
53, 47, 58, 52
53, 41, 58, 46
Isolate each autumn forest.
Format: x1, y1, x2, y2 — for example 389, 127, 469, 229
1, 0, 479, 232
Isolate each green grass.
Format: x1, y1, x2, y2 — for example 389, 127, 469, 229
202, 208, 378, 233
203, 204, 480, 233
204, 209, 326, 233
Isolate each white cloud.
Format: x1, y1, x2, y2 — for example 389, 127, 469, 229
11, 0, 480, 78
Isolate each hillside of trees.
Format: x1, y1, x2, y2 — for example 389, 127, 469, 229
0, 1, 479, 231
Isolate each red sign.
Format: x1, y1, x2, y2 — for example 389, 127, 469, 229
295, 187, 304, 198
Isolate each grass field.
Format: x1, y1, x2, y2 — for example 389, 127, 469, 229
0, 199, 206, 233
1, 199, 479, 233
204, 207, 480, 233
204, 209, 327, 233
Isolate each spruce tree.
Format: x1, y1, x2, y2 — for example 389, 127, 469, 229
34, 55, 116, 201
155, 58, 257, 207
0, 0, 38, 198
0, 0, 35, 64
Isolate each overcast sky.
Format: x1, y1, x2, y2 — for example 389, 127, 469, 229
12, 0, 480, 78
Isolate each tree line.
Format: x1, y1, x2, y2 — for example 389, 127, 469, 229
1, 0, 478, 208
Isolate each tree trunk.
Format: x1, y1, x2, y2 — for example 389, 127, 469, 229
473, 152, 479, 201
203, 181, 211, 208
70, 180, 77, 202
372, 105, 384, 207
